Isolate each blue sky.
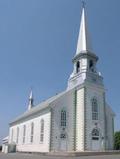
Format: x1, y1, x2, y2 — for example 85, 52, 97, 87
0, 0, 120, 143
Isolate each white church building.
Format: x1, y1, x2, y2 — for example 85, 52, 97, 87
6, 5, 115, 153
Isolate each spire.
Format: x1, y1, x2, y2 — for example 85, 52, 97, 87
76, 2, 92, 55
28, 90, 34, 110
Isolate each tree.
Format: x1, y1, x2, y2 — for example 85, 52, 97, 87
114, 131, 120, 150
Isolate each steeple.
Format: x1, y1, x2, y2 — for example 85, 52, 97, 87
67, 3, 103, 90
28, 90, 34, 110
76, 2, 92, 55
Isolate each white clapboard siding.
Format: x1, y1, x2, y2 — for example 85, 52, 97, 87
76, 87, 85, 151
9, 111, 51, 152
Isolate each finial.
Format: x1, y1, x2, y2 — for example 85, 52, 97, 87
29, 90, 33, 99
82, 1, 86, 8
29, 87, 33, 99
28, 87, 34, 110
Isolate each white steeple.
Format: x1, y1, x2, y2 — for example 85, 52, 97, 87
67, 2, 101, 90
76, 3, 92, 55
28, 90, 34, 110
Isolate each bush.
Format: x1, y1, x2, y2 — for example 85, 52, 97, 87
114, 131, 120, 150
0, 145, 2, 151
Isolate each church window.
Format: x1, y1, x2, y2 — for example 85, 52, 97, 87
11, 128, 14, 142
30, 122, 34, 143
40, 119, 44, 143
89, 60, 94, 72
61, 110, 66, 127
76, 61, 80, 73
92, 98, 98, 120
23, 125, 26, 144
16, 127, 19, 144
60, 133, 66, 139
92, 129, 99, 140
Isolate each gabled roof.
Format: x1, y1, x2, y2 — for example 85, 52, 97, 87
10, 90, 68, 125
106, 103, 115, 116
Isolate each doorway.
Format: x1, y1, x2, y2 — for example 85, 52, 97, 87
59, 133, 67, 151
91, 129, 100, 151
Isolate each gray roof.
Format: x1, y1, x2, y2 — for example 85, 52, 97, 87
2, 136, 9, 141
106, 103, 115, 116
10, 90, 67, 125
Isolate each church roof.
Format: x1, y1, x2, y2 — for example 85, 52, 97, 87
2, 136, 9, 144
10, 90, 68, 125
106, 103, 115, 116
76, 4, 93, 55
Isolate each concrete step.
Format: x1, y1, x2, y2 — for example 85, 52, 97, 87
16, 151, 120, 157
46, 151, 120, 157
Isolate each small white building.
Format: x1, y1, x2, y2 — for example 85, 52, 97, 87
2, 136, 8, 153
6, 5, 115, 153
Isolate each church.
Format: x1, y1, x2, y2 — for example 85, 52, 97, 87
7, 5, 115, 153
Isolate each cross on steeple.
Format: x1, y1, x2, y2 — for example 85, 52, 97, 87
82, 1, 86, 8
76, 1, 92, 55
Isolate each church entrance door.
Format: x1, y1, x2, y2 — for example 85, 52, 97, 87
91, 128, 100, 151
59, 133, 67, 151
92, 139, 100, 151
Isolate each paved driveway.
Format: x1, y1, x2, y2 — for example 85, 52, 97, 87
1, 153, 120, 159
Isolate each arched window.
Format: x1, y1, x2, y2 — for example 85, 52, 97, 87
11, 128, 14, 143
76, 61, 80, 73
60, 133, 67, 140
92, 129, 99, 140
23, 125, 26, 144
16, 127, 19, 144
89, 60, 94, 72
61, 110, 66, 127
92, 98, 98, 120
40, 119, 44, 143
30, 122, 34, 143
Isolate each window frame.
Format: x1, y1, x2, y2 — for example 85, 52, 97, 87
11, 128, 14, 143
16, 127, 19, 144
61, 110, 67, 127
89, 60, 94, 72
23, 125, 26, 144
30, 122, 34, 143
92, 128, 99, 140
91, 98, 98, 120
40, 119, 44, 143
76, 61, 80, 73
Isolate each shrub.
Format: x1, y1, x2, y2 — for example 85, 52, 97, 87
0, 145, 2, 151
114, 131, 120, 150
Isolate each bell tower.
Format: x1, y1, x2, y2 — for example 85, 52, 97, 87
67, 4, 103, 90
